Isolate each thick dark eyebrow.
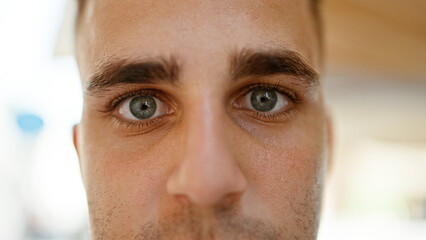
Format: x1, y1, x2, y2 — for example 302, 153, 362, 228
86, 49, 318, 95
230, 49, 319, 86
86, 56, 179, 94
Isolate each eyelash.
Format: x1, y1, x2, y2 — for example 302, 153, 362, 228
240, 82, 298, 101
109, 114, 166, 135
238, 82, 301, 122
103, 89, 164, 112
102, 82, 301, 132
101, 89, 171, 134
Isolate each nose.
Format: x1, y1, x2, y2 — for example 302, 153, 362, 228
166, 98, 247, 207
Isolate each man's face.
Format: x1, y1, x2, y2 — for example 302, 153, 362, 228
74, 0, 329, 239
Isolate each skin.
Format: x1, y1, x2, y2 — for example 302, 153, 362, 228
74, 0, 331, 239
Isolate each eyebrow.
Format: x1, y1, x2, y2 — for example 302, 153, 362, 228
86, 48, 319, 94
230, 48, 319, 86
86, 56, 180, 94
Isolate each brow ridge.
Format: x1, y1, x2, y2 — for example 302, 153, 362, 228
86, 48, 318, 94
230, 48, 319, 86
86, 56, 179, 94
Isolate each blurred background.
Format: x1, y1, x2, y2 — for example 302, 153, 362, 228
0, 0, 425, 239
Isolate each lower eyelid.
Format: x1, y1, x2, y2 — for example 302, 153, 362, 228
252, 108, 297, 122
110, 116, 162, 134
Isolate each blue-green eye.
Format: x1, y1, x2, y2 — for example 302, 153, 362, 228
250, 88, 278, 112
130, 96, 157, 119
241, 88, 290, 113
118, 95, 169, 120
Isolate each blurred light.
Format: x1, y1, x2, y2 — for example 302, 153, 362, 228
16, 113, 44, 134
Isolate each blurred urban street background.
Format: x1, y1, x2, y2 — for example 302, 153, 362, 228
0, 0, 425, 239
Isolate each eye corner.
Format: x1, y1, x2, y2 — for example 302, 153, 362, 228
232, 85, 298, 123
99, 89, 177, 134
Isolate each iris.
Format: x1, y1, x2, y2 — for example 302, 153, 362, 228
129, 96, 157, 119
250, 88, 278, 112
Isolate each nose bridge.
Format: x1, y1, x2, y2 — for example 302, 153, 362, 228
167, 92, 247, 207
186, 92, 226, 155
183, 93, 234, 187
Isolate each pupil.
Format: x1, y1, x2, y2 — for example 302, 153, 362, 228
250, 88, 278, 112
129, 96, 157, 119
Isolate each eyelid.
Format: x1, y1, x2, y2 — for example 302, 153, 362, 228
245, 90, 289, 113
238, 82, 298, 102
109, 115, 168, 136
102, 88, 170, 113
233, 83, 299, 109
232, 83, 300, 122
118, 96, 168, 121
100, 89, 176, 135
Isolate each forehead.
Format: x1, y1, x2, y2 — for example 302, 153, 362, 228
76, 0, 319, 82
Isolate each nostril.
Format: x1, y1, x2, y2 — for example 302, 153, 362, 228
174, 194, 192, 206
222, 192, 243, 207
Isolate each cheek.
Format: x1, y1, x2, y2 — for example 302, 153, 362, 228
237, 109, 326, 223
78, 115, 180, 235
